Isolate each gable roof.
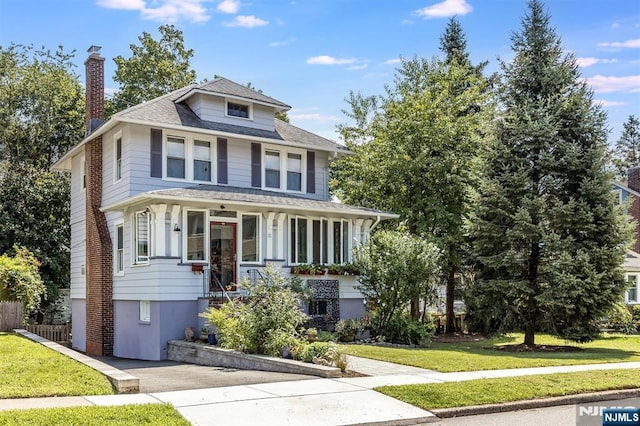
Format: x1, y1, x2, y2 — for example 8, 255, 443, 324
175, 77, 291, 110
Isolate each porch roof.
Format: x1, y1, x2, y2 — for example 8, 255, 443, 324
101, 185, 399, 219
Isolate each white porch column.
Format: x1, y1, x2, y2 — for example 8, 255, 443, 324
264, 212, 276, 260
276, 213, 286, 260
363, 219, 373, 243
353, 219, 364, 246
170, 205, 181, 257
149, 204, 167, 257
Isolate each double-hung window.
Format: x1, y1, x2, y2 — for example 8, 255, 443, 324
242, 214, 260, 262
628, 275, 638, 303
312, 218, 329, 264
186, 210, 206, 261
166, 136, 186, 179
114, 136, 122, 182
332, 219, 350, 264
287, 153, 302, 191
193, 140, 211, 182
265, 151, 281, 189
115, 224, 124, 274
290, 217, 308, 264
133, 211, 149, 264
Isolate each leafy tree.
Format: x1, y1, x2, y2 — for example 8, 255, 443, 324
469, 0, 631, 345
354, 230, 440, 338
0, 246, 46, 317
0, 163, 71, 317
109, 24, 197, 115
0, 44, 85, 168
612, 115, 640, 178
331, 56, 491, 321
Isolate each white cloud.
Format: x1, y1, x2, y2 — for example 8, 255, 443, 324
611, 22, 621, 29
306, 55, 356, 65
97, 0, 210, 23
383, 58, 401, 65
223, 15, 269, 27
416, 0, 472, 19
216, 0, 239, 14
594, 99, 627, 107
289, 112, 339, 123
401, 19, 414, 25
576, 57, 618, 67
269, 37, 295, 47
597, 38, 640, 49
586, 75, 640, 93
347, 64, 368, 71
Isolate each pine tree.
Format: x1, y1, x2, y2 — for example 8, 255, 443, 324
613, 115, 640, 178
470, 0, 631, 345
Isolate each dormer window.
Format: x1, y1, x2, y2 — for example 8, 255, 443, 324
226, 100, 251, 119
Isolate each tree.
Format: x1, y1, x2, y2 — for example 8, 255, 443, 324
354, 230, 440, 338
0, 44, 85, 168
109, 24, 197, 115
331, 56, 490, 321
612, 115, 640, 178
470, 0, 631, 345
0, 246, 46, 317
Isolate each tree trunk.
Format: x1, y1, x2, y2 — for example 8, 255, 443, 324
445, 266, 455, 333
524, 323, 535, 346
410, 297, 420, 320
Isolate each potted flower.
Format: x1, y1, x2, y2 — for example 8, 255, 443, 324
327, 264, 344, 275
200, 326, 211, 342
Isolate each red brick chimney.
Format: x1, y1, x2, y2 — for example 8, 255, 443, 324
628, 165, 640, 193
84, 45, 105, 133
84, 45, 113, 356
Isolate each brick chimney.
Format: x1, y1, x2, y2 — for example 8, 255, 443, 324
628, 165, 640, 193
84, 45, 105, 133
84, 45, 113, 356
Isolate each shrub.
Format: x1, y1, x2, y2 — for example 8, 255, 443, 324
335, 319, 362, 342
605, 302, 637, 334
0, 246, 46, 317
299, 342, 348, 372
374, 313, 434, 346
316, 330, 336, 342
301, 342, 332, 363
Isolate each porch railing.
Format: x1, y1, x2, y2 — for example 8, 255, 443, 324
202, 267, 232, 303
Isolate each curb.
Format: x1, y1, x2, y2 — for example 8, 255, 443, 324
13, 329, 139, 394
430, 388, 640, 418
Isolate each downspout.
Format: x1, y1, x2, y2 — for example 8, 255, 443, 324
369, 215, 381, 234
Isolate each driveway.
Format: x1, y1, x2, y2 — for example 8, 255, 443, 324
92, 356, 316, 393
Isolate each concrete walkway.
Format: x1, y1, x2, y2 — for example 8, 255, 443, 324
1, 356, 639, 425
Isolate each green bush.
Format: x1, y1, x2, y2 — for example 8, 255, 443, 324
301, 342, 332, 363
0, 246, 46, 317
605, 302, 638, 334
201, 264, 309, 356
335, 319, 362, 342
317, 330, 336, 342
375, 313, 435, 346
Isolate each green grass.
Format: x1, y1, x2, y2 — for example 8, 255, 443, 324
0, 404, 190, 425
377, 368, 640, 409
343, 333, 640, 372
0, 332, 114, 398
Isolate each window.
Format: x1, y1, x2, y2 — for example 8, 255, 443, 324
265, 151, 281, 189
193, 140, 211, 181
80, 156, 86, 190
133, 211, 149, 264
115, 223, 124, 274
312, 219, 329, 264
186, 211, 205, 261
290, 217, 308, 264
242, 215, 260, 262
287, 153, 302, 191
628, 275, 638, 303
166, 136, 185, 178
613, 189, 623, 205
227, 101, 250, 118
332, 220, 350, 264
114, 135, 122, 182
139, 300, 151, 323
309, 300, 328, 316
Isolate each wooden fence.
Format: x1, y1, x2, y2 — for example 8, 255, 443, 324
0, 301, 23, 331
26, 324, 71, 344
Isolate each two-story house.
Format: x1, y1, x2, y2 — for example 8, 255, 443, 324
612, 167, 640, 307
52, 46, 396, 361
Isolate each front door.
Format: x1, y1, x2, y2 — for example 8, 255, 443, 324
210, 222, 237, 290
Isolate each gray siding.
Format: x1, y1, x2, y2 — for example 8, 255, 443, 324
71, 299, 86, 352
70, 152, 86, 299
186, 93, 275, 131
227, 139, 252, 187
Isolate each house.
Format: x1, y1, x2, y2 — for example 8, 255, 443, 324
52, 46, 396, 361
612, 167, 640, 306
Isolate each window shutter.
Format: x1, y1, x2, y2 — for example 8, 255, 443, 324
217, 138, 228, 184
251, 143, 261, 187
306, 151, 315, 193
150, 128, 162, 178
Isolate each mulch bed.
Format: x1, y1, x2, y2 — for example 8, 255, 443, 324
432, 333, 486, 344
491, 344, 583, 352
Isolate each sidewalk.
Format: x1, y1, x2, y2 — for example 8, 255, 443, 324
1, 357, 639, 425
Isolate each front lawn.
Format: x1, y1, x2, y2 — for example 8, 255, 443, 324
377, 368, 640, 409
0, 404, 190, 425
0, 332, 114, 398
344, 333, 640, 372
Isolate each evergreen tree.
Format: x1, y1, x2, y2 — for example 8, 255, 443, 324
470, 0, 631, 345
612, 115, 640, 179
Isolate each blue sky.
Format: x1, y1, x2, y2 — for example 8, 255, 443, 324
1, 0, 638, 144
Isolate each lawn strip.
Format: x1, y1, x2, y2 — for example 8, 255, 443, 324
0, 332, 114, 398
0, 403, 189, 426
376, 369, 640, 410
343, 333, 640, 372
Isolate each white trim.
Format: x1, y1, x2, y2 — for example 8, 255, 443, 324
183, 208, 208, 263
114, 221, 124, 276
80, 156, 86, 191
261, 144, 307, 194
625, 273, 639, 304
174, 88, 290, 111
113, 130, 123, 183
139, 300, 151, 323
163, 132, 216, 184
225, 98, 253, 121
132, 210, 150, 265
240, 213, 262, 264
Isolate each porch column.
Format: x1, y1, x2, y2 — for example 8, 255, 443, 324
265, 212, 276, 259
149, 204, 167, 257
353, 219, 364, 246
363, 219, 373, 244
170, 205, 181, 257
276, 213, 286, 260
